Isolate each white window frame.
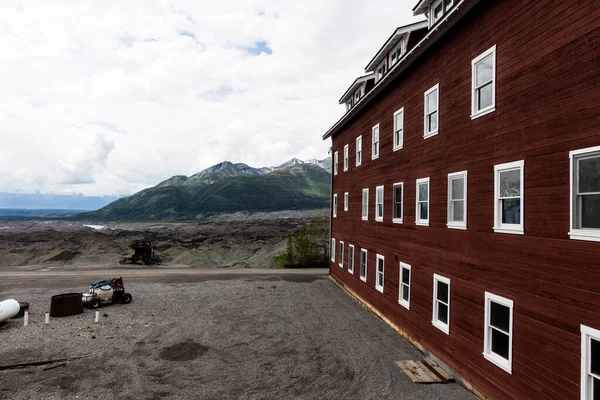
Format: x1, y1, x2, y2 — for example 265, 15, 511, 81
356, 136, 362, 167
333, 194, 338, 218
570, 146, 600, 242
348, 244, 355, 274
432, 274, 450, 335
372, 124, 380, 160
416, 177, 430, 226
334, 151, 339, 175
376, 60, 386, 82
393, 108, 404, 151
447, 171, 467, 230
375, 254, 384, 293
331, 238, 335, 262
393, 182, 404, 224
494, 160, 524, 235
375, 185, 384, 222
360, 249, 367, 282
344, 192, 349, 212
398, 262, 411, 310
343, 144, 349, 172
429, 0, 444, 27
362, 188, 369, 221
581, 324, 600, 400
424, 84, 439, 138
483, 292, 514, 374
339, 241, 344, 268
471, 45, 497, 119
389, 40, 404, 67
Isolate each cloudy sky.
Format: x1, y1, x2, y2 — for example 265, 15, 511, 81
0, 1, 419, 196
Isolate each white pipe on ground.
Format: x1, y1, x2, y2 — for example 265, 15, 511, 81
23, 310, 29, 326
95, 310, 99, 323
0, 299, 20, 323
45, 313, 49, 324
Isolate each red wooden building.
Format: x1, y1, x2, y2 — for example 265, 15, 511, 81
323, 0, 600, 399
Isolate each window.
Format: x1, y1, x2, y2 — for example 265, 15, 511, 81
333, 194, 338, 218
362, 189, 369, 220
393, 108, 404, 151
581, 325, 600, 400
331, 238, 335, 262
494, 160, 524, 234
375, 185, 384, 222
447, 171, 467, 229
398, 262, 411, 309
334, 151, 339, 175
484, 292, 514, 373
424, 84, 439, 138
429, 0, 454, 27
416, 178, 430, 226
348, 244, 355, 274
354, 88, 362, 104
356, 136, 362, 166
570, 147, 600, 242
372, 124, 380, 159
339, 241, 344, 268
472, 45, 496, 119
376, 61, 386, 82
432, 274, 450, 334
344, 192, 349, 212
360, 249, 367, 282
393, 182, 404, 224
390, 40, 404, 67
343, 144, 349, 172
375, 254, 384, 293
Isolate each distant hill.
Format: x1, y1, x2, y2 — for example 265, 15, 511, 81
0, 192, 119, 211
80, 158, 331, 222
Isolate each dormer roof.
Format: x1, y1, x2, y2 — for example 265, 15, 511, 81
413, 0, 434, 15
339, 73, 375, 104
364, 20, 428, 73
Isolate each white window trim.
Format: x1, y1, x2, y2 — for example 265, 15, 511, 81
375, 254, 384, 293
343, 144, 349, 172
483, 292, 514, 374
360, 248, 368, 282
471, 45, 497, 120
569, 146, 600, 242
389, 40, 404, 67
372, 124, 380, 160
375, 185, 384, 222
416, 177, 430, 226
494, 160, 524, 235
429, 0, 444, 27
432, 274, 450, 335
334, 151, 339, 175
362, 188, 369, 221
398, 262, 411, 310
331, 238, 335, 262
393, 182, 404, 224
344, 192, 349, 212
581, 324, 600, 399
393, 107, 404, 151
348, 244, 355, 274
424, 84, 439, 138
356, 136, 362, 167
333, 193, 338, 218
339, 241, 344, 268
447, 171, 467, 230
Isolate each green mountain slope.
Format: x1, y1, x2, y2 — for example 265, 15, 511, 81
80, 162, 331, 222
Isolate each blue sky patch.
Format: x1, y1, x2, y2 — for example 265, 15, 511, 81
245, 41, 272, 55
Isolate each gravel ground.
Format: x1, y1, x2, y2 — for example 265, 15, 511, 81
0, 272, 477, 400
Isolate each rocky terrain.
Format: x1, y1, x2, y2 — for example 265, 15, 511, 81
0, 210, 328, 270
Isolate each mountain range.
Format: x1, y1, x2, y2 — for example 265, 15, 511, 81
80, 157, 332, 221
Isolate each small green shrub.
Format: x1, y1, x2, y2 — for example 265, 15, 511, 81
271, 217, 329, 268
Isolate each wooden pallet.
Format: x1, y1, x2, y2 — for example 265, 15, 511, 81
395, 358, 454, 384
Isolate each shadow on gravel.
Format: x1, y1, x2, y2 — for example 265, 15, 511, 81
159, 341, 209, 362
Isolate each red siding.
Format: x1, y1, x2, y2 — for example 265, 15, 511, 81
329, 0, 600, 399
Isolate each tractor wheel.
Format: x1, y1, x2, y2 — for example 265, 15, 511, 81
90, 298, 101, 309
121, 293, 132, 304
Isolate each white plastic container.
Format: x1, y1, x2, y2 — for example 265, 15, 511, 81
0, 299, 20, 323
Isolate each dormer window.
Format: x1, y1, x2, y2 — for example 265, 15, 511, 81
390, 40, 404, 67
429, 0, 454, 27
376, 61, 387, 82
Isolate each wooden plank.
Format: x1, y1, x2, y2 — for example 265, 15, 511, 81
423, 358, 454, 382
395, 360, 443, 383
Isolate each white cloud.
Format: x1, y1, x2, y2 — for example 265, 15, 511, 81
0, 0, 419, 196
